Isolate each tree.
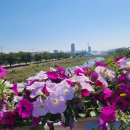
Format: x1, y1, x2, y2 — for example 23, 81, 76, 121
6, 53, 16, 67
20, 52, 32, 65
33, 53, 42, 63
0, 53, 7, 65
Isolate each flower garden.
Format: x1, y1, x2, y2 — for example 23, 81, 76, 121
0, 56, 130, 130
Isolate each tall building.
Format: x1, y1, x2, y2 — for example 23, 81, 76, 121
88, 44, 91, 52
54, 50, 58, 53
71, 43, 75, 54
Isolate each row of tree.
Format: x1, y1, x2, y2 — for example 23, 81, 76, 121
0, 52, 71, 67
108, 48, 130, 58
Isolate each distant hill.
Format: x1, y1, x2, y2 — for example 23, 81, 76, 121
106, 47, 129, 52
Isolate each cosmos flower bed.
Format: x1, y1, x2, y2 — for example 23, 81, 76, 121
0, 56, 130, 130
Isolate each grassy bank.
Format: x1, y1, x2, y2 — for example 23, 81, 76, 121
6, 57, 89, 82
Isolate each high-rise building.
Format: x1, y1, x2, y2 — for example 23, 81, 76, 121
88, 44, 91, 52
54, 50, 58, 53
71, 43, 75, 54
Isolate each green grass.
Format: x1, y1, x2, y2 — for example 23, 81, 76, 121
6, 57, 89, 82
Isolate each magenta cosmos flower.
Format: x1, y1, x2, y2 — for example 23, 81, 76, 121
80, 89, 90, 97
32, 96, 48, 117
74, 66, 85, 76
12, 82, 19, 95
95, 61, 105, 66
100, 106, 116, 124
117, 74, 127, 83
3, 111, 15, 126
126, 71, 130, 80
57, 66, 66, 73
45, 93, 66, 114
0, 111, 3, 124
90, 71, 98, 81
103, 88, 112, 100
17, 98, 33, 118
113, 96, 129, 111
0, 66, 6, 78
32, 117, 41, 127
114, 56, 126, 63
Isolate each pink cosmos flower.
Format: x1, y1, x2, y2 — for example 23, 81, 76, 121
100, 106, 116, 123
27, 80, 36, 86
56, 80, 75, 100
17, 98, 33, 118
80, 82, 94, 92
27, 71, 48, 81
45, 81, 57, 93
95, 66, 106, 74
69, 75, 90, 83
97, 75, 108, 87
82, 66, 90, 72
33, 96, 48, 117
95, 66, 115, 81
66, 80, 75, 87
95, 75, 108, 88
45, 93, 66, 114
119, 58, 130, 69
28, 82, 45, 98
0, 66, 6, 78
105, 69, 116, 81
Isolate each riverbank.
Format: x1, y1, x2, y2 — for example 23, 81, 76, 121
6, 57, 89, 82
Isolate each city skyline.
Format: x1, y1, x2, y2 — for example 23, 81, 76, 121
0, 43, 129, 53
0, 0, 130, 52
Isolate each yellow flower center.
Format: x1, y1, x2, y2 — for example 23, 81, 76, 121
38, 104, 44, 109
64, 89, 69, 95
126, 61, 130, 67
53, 99, 59, 104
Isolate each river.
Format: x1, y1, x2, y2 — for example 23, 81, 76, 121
67, 57, 105, 72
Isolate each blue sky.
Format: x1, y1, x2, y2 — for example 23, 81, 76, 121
0, 0, 130, 52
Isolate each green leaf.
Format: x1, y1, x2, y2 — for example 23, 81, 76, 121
83, 100, 91, 103
90, 111, 96, 117
78, 113, 86, 118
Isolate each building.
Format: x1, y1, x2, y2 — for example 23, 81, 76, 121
54, 50, 58, 53
88, 44, 91, 52
71, 43, 75, 54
